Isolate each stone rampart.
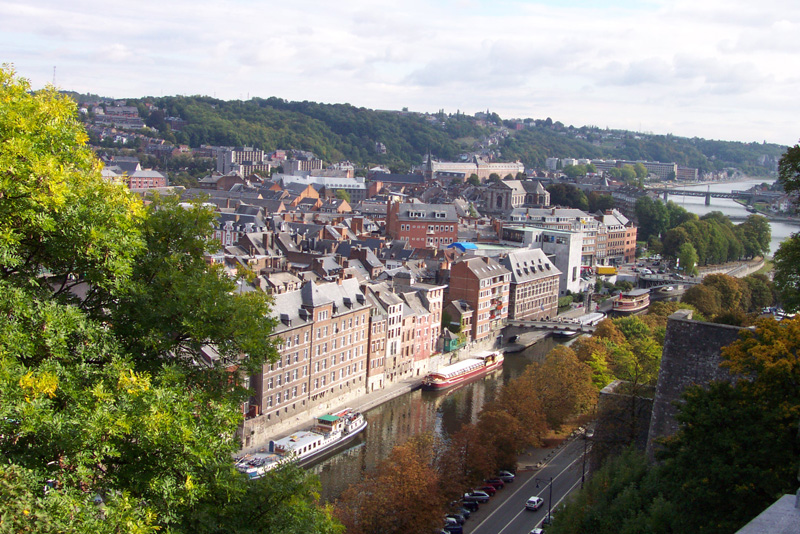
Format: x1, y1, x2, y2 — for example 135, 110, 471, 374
645, 310, 744, 460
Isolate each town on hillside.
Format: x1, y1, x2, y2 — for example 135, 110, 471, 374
77, 103, 791, 449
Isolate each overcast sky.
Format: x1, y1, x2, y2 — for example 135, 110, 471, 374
3, 0, 798, 146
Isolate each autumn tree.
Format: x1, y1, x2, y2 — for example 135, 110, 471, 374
435, 424, 495, 501
335, 435, 445, 534
549, 316, 800, 534
522, 346, 596, 431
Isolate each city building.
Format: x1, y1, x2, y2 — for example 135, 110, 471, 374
484, 180, 550, 213
447, 256, 510, 341
244, 279, 372, 445
499, 226, 583, 295
385, 200, 459, 249
499, 248, 560, 320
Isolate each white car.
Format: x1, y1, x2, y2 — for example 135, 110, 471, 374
525, 496, 544, 511
530, 529, 544, 534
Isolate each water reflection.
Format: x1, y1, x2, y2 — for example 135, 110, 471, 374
311, 336, 560, 502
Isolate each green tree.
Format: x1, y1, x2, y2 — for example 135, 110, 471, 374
335, 189, 351, 202
0, 66, 336, 533
634, 197, 669, 241
633, 162, 648, 179
467, 173, 481, 186
676, 241, 698, 275
562, 164, 587, 179
738, 214, 771, 258
777, 142, 800, 194
773, 234, 800, 312
547, 183, 589, 210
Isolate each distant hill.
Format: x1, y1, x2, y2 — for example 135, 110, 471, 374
79, 93, 787, 176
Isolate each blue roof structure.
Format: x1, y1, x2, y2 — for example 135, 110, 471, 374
448, 242, 478, 252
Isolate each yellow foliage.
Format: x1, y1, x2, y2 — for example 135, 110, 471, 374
117, 368, 151, 395
18, 371, 58, 401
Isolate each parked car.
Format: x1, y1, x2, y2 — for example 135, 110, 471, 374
526, 496, 544, 511
530, 529, 544, 534
446, 513, 466, 525
459, 499, 479, 512
478, 485, 497, 496
463, 491, 490, 503
444, 517, 463, 534
497, 470, 516, 483
484, 478, 505, 489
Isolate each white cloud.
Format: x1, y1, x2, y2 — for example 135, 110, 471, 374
0, 0, 797, 145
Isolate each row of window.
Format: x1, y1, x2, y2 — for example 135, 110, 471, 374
399, 224, 455, 232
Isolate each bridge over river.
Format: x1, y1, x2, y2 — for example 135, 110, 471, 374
648, 187, 781, 206
505, 318, 597, 336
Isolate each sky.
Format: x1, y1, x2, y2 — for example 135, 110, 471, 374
2, 0, 798, 146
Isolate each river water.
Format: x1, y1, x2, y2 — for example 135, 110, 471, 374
664, 179, 798, 254
310, 336, 562, 503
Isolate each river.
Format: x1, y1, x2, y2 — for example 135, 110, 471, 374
663, 179, 798, 255
309, 336, 563, 503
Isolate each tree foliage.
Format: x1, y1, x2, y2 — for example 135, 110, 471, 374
681, 273, 774, 322
547, 183, 589, 210
334, 435, 445, 534
0, 66, 335, 533
549, 317, 800, 534
777, 142, 800, 194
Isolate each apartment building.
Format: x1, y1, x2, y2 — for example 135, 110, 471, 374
499, 249, 560, 321
246, 279, 371, 434
385, 200, 459, 249
447, 256, 510, 341
594, 210, 637, 264
362, 282, 406, 386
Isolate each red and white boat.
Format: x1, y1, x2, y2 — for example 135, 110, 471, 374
422, 351, 504, 391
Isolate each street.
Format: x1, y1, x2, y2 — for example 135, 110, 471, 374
465, 437, 589, 534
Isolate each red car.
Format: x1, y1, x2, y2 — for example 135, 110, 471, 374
478, 485, 497, 496
484, 478, 505, 489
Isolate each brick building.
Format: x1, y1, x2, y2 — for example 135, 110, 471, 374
385, 200, 459, 249
447, 256, 510, 341
245, 279, 371, 433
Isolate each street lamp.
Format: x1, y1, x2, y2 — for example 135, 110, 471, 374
535, 476, 553, 525
581, 429, 594, 489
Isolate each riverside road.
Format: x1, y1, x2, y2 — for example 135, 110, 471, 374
465, 436, 590, 534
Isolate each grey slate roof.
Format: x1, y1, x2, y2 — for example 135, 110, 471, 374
499, 248, 561, 284
271, 279, 370, 332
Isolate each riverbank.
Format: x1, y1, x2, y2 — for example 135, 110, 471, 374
239, 329, 553, 454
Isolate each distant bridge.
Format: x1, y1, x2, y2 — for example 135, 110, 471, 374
637, 275, 701, 289
648, 188, 781, 206
505, 319, 597, 335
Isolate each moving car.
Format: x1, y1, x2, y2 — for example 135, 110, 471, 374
525, 496, 544, 511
